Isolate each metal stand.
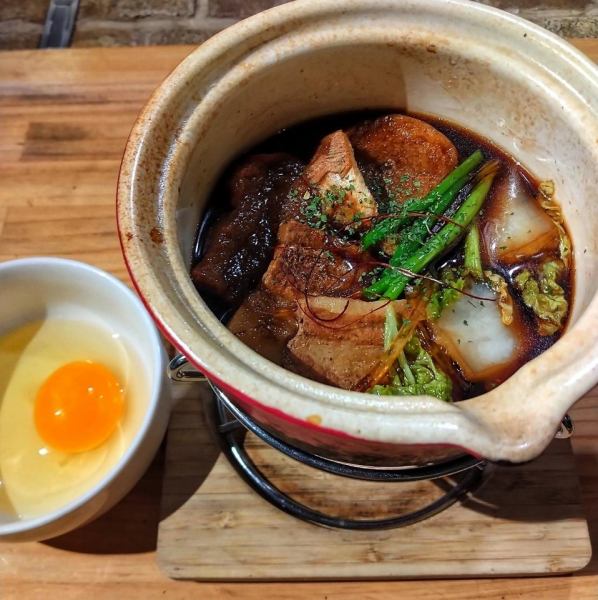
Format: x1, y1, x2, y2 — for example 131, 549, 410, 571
209, 385, 491, 530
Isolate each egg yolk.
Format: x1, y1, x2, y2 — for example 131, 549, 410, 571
34, 361, 125, 453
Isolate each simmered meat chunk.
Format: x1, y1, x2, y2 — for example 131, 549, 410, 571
262, 221, 370, 301
293, 131, 377, 230
286, 297, 409, 389
227, 153, 299, 208
276, 219, 366, 260
191, 153, 304, 304
227, 289, 298, 363
349, 114, 458, 203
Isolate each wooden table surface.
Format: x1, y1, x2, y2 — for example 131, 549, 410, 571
1, 41, 598, 599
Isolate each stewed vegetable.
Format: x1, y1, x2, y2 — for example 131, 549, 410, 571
190, 112, 572, 402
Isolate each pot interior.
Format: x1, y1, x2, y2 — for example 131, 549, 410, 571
175, 25, 598, 322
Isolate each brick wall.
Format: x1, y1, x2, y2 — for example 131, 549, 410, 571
1, 0, 598, 50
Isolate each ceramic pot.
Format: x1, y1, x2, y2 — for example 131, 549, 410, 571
117, 0, 598, 465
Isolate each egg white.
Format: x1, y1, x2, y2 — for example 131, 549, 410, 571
0, 319, 145, 519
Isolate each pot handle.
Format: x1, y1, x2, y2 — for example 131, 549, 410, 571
168, 353, 207, 383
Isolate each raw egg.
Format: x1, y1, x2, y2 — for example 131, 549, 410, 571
0, 318, 144, 519
35, 361, 125, 454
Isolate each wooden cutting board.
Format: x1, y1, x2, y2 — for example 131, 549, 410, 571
157, 384, 591, 581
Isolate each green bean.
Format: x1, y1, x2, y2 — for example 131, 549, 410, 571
383, 171, 496, 300
464, 222, 483, 279
389, 172, 471, 266
365, 172, 471, 297
361, 150, 483, 251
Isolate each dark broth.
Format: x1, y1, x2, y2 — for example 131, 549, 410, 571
191, 111, 573, 400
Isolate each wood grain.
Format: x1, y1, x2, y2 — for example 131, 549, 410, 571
0, 46, 192, 282
1, 41, 598, 599
158, 386, 591, 580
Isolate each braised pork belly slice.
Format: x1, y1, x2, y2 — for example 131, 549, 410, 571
262, 220, 370, 301
482, 172, 560, 265
286, 297, 408, 390
296, 130, 377, 230
191, 153, 304, 304
349, 114, 458, 204
428, 282, 527, 384
227, 289, 298, 364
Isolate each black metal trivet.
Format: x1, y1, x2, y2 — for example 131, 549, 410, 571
209, 384, 491, 530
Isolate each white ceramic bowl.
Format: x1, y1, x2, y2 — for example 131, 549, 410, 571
0, 258, 169, 542
118, 0, 598, 465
